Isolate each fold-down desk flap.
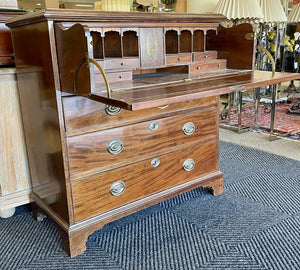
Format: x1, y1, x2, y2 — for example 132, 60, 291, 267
89, 70, 300, 111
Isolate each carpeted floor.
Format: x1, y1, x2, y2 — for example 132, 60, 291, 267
1, 141, 299, 270
220, 101, 300, 141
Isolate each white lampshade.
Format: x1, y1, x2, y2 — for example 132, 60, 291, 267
288, 3, 300, 22
259, 0, 287, 22
214, 0, 264, 20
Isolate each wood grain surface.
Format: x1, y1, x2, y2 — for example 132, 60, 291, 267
0, 69, 31, 211
67, 107, 217, 178
72, 140, 218, 222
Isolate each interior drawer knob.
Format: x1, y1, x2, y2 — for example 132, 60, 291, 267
204, 55, 208, 58
183, 122, 195, 135
151, 158, 160, 168
178, 57, 182, 61
149, 121, 159, 131
183, 158, 195, 171
110, 181, 126, 196
107, 139, 123, 154
105, 105, 121, 116
197, 66, 201, 70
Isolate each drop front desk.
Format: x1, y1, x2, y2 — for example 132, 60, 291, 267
6, 10, 300, 257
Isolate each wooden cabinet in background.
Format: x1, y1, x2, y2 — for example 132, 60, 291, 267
0, 10, 30, 218
6, 10, 300, 256
0, 68, 31, 218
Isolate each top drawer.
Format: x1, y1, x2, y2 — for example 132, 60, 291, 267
62, 96, 217, 136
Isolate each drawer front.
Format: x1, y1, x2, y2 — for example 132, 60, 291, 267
193, 51, 218, 62
104, 58, 139, 70
166, 54, 192, 65
95, 70, 132, 85
67, 107, 217, 178
62, 96, 217, 136
71, 140, 218, 222
189, 59, 227, 73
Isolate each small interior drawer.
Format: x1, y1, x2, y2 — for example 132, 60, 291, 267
95, 70, 132, 85
189, 59, 227, 73
193, 51, 218, 62
166, 54, 192, 65
104, 57, 139, 70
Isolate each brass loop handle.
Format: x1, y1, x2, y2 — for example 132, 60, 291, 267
88, 57, 111, 99
74, 56, 111, 99
257, 46, 275, 77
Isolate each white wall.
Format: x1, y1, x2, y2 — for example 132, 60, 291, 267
187, 0, 219, 13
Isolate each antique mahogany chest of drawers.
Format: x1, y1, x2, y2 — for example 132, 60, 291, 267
7, 10, 300, 257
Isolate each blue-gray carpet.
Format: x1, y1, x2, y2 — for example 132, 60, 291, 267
1, 141, 299, 270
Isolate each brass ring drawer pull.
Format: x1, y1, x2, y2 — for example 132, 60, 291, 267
149, 121, 159, 131
107, 139, 123, 154
157, 105, 169, 109
105, 105, 121, 116
183, 122, 195, 135
110, 181, 126, 196
151, 158, 160, 168
183, 158, 195, 171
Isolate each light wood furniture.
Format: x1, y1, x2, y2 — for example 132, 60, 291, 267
7, 10, 300, 256
0, 10, 31, 218
0, 68, 31, 218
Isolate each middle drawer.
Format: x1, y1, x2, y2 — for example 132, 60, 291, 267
67, 107, 217, 179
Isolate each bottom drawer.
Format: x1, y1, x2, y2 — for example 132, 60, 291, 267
71, 140, 218, 222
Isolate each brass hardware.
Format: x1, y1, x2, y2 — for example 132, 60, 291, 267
105, 105, 121, 116
183, 158, 195, 171
107, 139, 123, 154
157, 105, 169, 109
87, 57, 111, 99
245, 33, 255, 41
183, 122, 195, 135
151, 158, 160, 168
257, 45, 275, 76
110, 181, 126, 196
149, 121, 159, 131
